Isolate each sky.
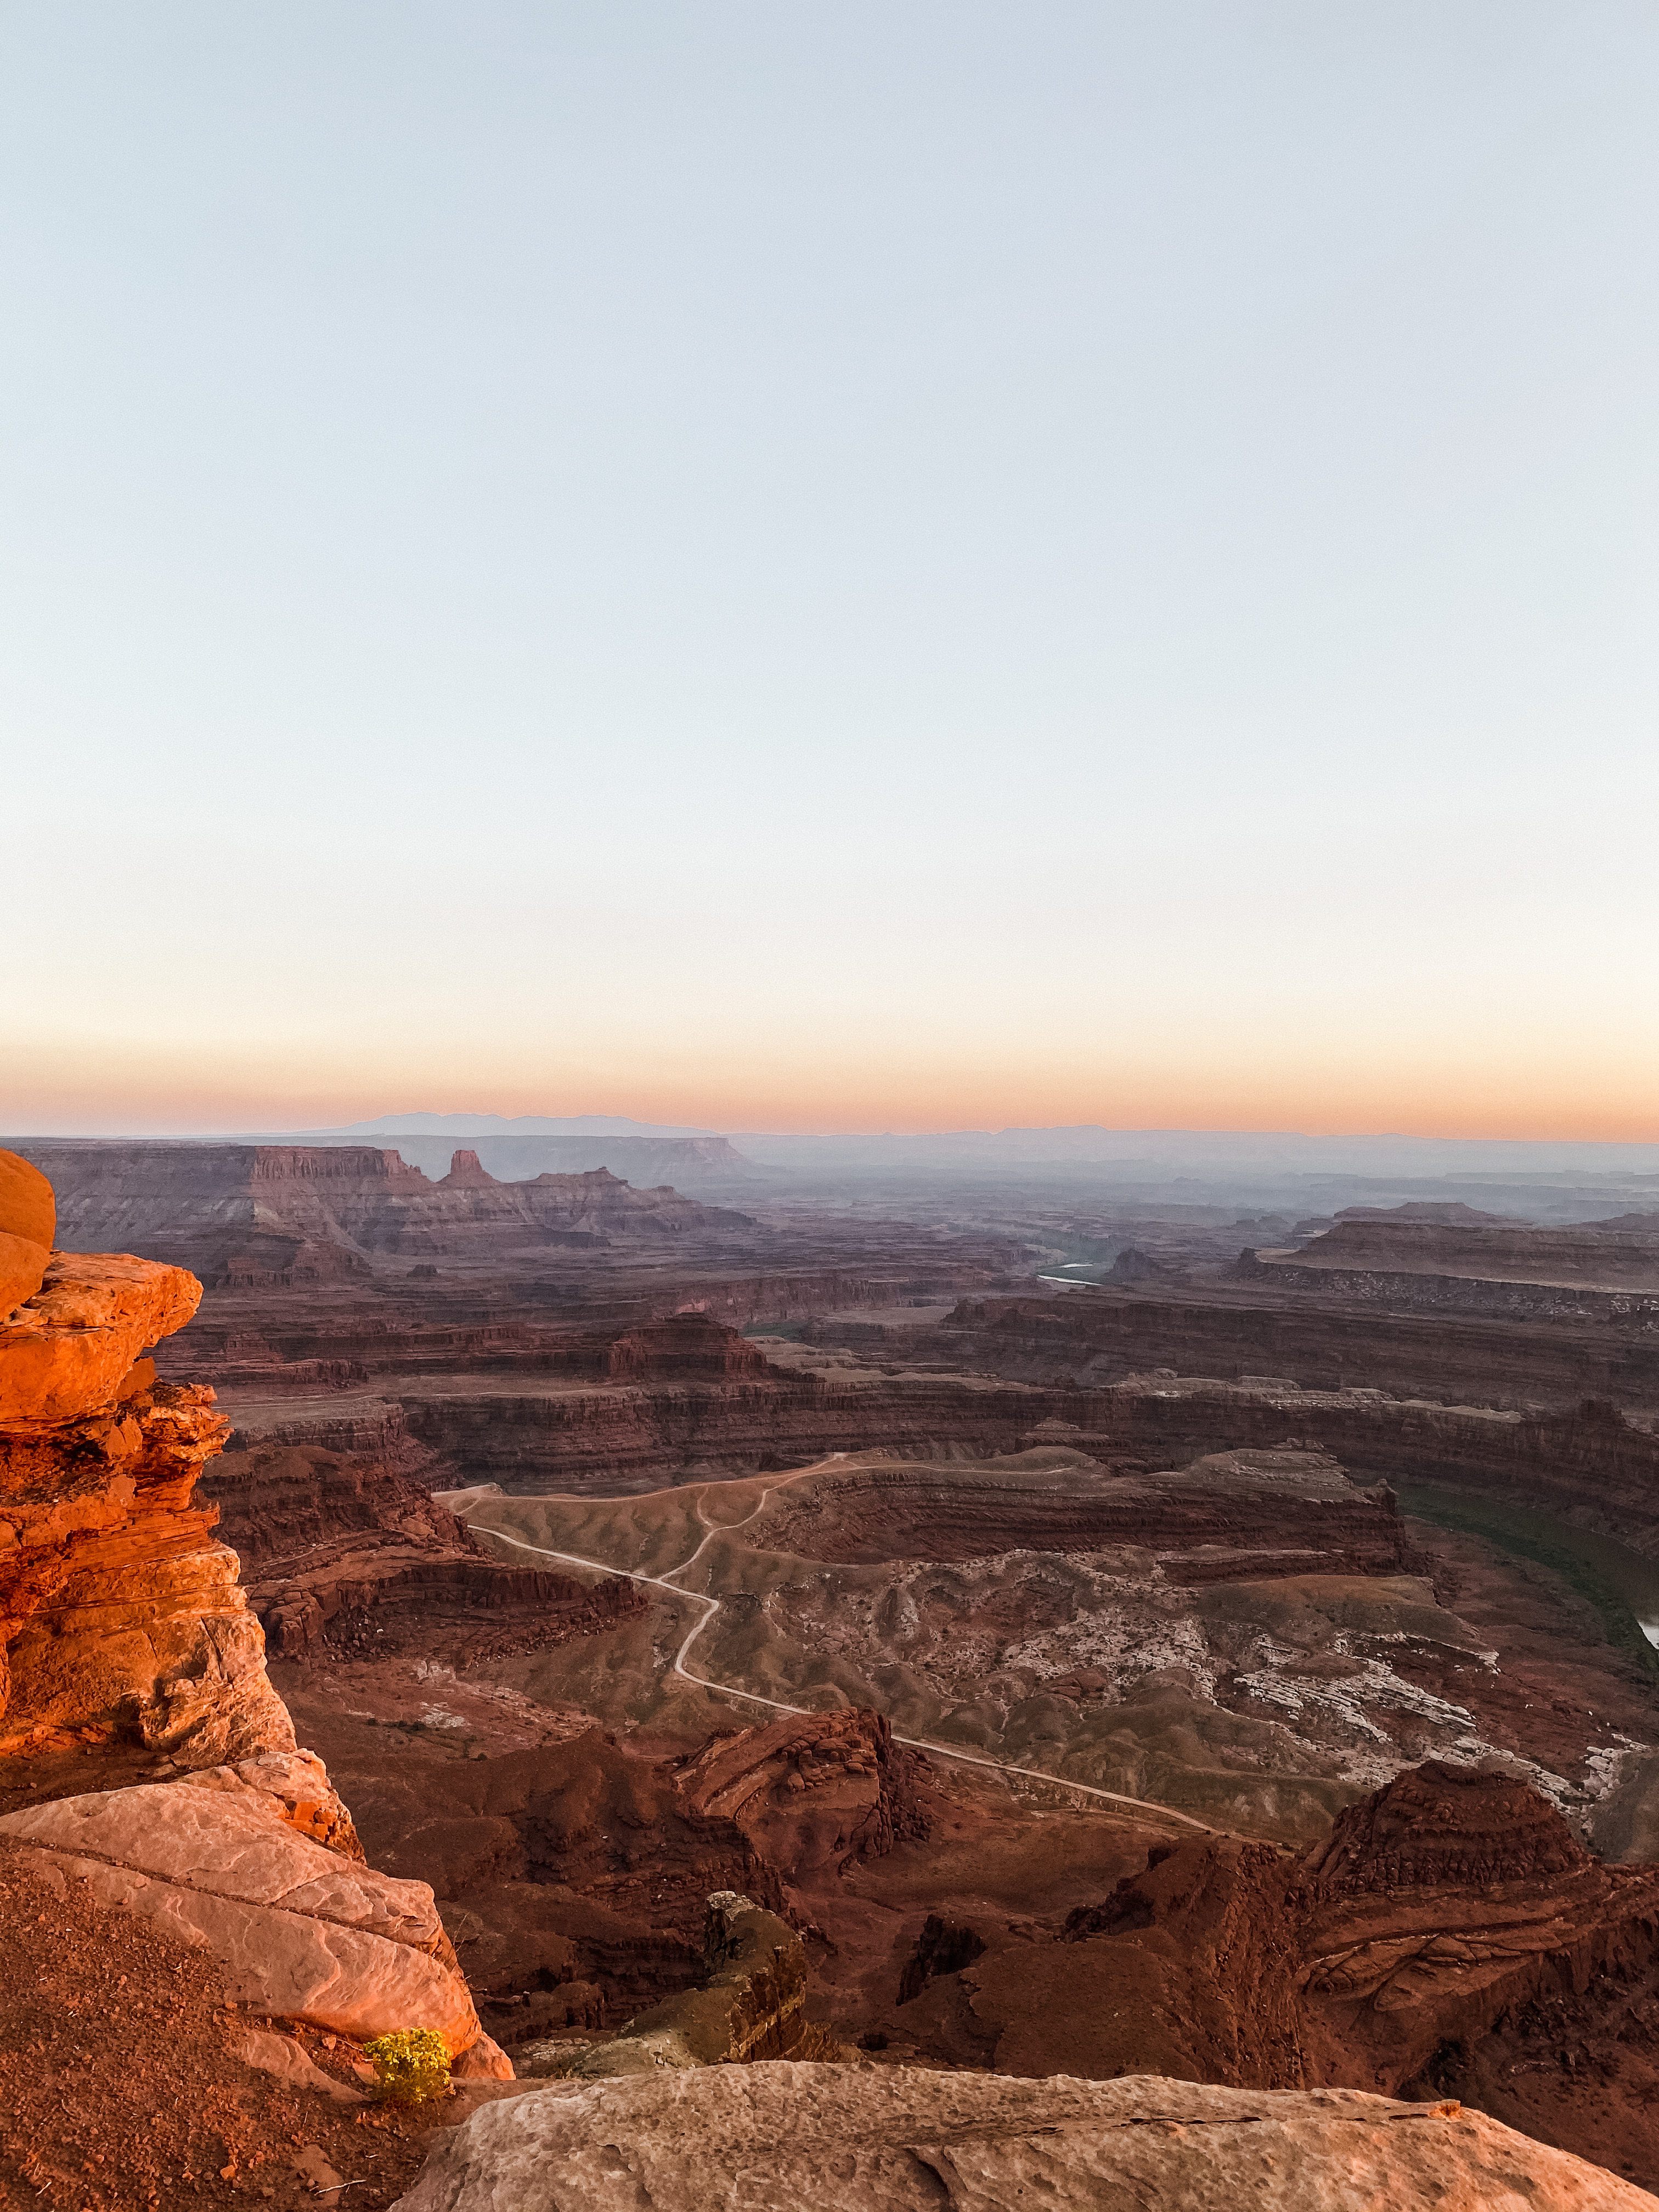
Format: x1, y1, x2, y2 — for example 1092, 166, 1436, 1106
4, 3, 1657, 1139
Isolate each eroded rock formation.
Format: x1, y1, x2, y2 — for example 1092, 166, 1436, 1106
202, 1442, 646, 1662
391, 2062, 1644, 2211
10, 1140, 754, 1284
0, 1222, 300, 1773
921, 1761, 1659, 2183
0, 1153, 510, 2078
674, 1708, 931, 1886
540, 1891, 839, 2081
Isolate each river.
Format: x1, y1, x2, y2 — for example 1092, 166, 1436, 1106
1397, 1479, 1659, 1677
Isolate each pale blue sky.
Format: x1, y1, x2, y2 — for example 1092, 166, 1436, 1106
4, 5, 1657, 1134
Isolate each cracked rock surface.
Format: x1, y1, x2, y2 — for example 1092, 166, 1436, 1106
390, 2061, 1647, 2211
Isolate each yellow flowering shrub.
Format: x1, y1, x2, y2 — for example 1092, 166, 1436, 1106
363, 2028, 452, 2104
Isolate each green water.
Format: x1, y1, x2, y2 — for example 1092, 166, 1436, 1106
1397, 1480, 1659, 1683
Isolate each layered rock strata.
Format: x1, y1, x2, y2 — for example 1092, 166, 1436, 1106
1263, 1212, 1659, 1294
540, 1891, 837, 2081
203, 1441, 646, 1662
981, 1763, 1659, 2111
217, 1310, 1659, 1534
0, 1156, 510, 2075
754, 1449, 1415, 1581
951, 1286, 1659, 1407
10, 1140, 752, 1283
1243, 1251, 1659, 1324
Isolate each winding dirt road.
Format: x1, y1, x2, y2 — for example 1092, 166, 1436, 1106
466, 1466, 1212, 1833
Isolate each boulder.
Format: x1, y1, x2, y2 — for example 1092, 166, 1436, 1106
0, 1780, 508, 2068
0, 1230, 49, 1324
0, 1149, 54, 1249
390, 2063, 1646, 2210
0, 1252, 202, 1428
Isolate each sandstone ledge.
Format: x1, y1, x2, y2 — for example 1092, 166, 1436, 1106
0, 1780, 507, 2068
0, 1251, 202, 1429
392, 2063, 1646, 2210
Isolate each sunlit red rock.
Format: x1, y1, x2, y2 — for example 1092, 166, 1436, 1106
0, 1779, 506, 2066
0, 1251, 203, 1429
0, 1148, 54, 1249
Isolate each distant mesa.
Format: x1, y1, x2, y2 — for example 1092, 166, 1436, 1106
0, 1139, 757, 1286
1246, 1197, 1659, 1305
1335, 1200, 1528, 1228
242, 1116, 765, 1191
437, 1147, 498, 1189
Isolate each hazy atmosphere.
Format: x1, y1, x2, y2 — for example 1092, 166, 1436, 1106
6, 3, 1657, 1137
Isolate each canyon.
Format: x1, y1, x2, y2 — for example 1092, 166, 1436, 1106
10, 1138, 1659, 2205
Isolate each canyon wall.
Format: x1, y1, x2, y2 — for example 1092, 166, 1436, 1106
202, 1441, 647, 1661
1241, 1252, 1659, 1325
1279, 1212, 1659, 1289
5, 1140, 753, 1285
752, 1450, 1415, 1580
949, 1291, 1659, 1406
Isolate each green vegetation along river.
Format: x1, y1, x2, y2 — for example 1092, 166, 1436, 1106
1397, 1480, 1659, 1681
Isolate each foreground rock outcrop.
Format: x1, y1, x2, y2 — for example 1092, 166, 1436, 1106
0, 1153, 510, 2079
0, 1832, 478, 2211
0, 1224, 303, 1770
0, 1148, 54, 1324
392, 2062, 1645, 2211
0, 1774, 493, 2054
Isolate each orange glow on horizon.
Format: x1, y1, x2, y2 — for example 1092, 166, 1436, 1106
4, 1045, 1658, 1146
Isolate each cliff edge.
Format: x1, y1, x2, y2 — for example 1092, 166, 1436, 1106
0, 1150, 509, 2075
392, 2062, 1649, 2211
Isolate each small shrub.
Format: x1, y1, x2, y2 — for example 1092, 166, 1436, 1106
363, 2028, 452, 2104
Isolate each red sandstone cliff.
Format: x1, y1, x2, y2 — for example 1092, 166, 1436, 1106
0, 1153, 511, 2076
7, 1140, 754, 1284
201, 1440, 647, 1662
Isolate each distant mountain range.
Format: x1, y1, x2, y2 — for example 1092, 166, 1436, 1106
267, 1116, 1659, 1181
326, 1112, 719, 1139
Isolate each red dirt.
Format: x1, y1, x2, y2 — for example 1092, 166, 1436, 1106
0, 1838, 522, 2212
